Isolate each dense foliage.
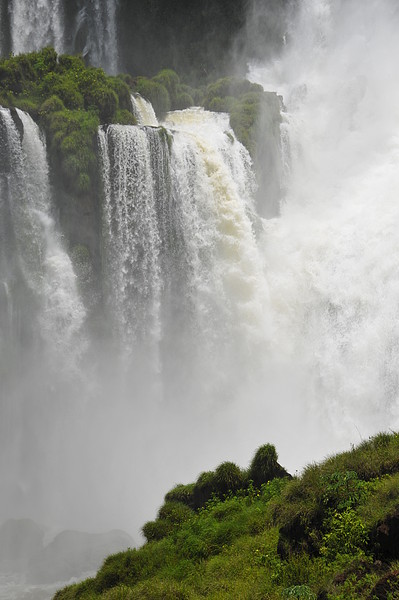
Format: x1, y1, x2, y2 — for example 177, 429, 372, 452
0, 47, 135, 194
54, 432, 399, 599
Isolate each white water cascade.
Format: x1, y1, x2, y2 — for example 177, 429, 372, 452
98, 124, 163, 365
4, 0, 119, 73
0, 108, 86, 373
131, 94, 159, 127
8, 0, 65, 54
0, 107, 87, 557
98, 108, 268, 394
79, 0, 119, 74
247, 0, 399, 455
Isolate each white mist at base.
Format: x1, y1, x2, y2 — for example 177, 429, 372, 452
5, 4, 399, 594
248, 0, 399, 455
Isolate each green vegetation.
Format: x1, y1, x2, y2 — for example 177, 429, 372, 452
0, 48, 278, 192
0, 47, 136, 194
132, 69, 194, 118
54, 432, 399, 599
202, 76, 282, 157
133, 72, 281, 159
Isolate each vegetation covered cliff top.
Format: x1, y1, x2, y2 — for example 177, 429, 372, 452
54, 432, 399, 599
0, 47, 136, 194
0, 47, 279, 196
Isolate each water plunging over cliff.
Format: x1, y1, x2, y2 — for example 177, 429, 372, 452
0, 108, 86, 372
98, 108, 267, 391
0, 108, 86, 540
8, 0, 65, 55
3, 0, 119, 73
131, 94, 159, 127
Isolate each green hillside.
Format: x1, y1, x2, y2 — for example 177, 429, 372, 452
55, 433, 399, 599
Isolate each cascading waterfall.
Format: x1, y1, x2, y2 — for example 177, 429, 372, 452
131, 94, 159, 127
0, 108, 86, 373
76, 0, 119, 74
164, 109, 268, 367
98, 124, 163, 364
3, 2, 399, 596
248, 0, 399, 451
3, 0, 119, 73
98, 108, 268, 391
0, 107, 88, 590
8, 0, 65, 54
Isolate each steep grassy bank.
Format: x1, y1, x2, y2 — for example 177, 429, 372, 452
54, 433, 399, 599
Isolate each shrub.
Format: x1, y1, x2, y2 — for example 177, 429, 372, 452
142, 519, 172, 543
174, 92, 194, 110
321, 470, 369, 511
153, 69, 180, 104
249, 444, 287, 487
213, 462, 244, 496
282, 585, 317, 599
39, 95, 66, 117
207, 95, 237, 113
193, 471, 216, 509
109, 76, 133, 111
113, 109, 137, 125
157, 501, 193, 526
165, 483, 195, 508
230, 98, 260, 156
40, 72, 84, 109
205, 76, 261, 105
320, 509, 368, 559
79, 68, 119, 122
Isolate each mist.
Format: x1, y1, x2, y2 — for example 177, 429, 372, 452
249, 0, 399, 446
2, 0, 399, 597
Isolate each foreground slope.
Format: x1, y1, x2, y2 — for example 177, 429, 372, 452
55, 433, 399, 599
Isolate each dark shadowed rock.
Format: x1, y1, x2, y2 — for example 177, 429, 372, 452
370, 508, 399, 560
370, 570, 399, 600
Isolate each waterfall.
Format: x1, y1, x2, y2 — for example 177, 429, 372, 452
8, 0, 65, 54
164, 109, 267, 358
78, 0, 119, 74
131, 94, 159, 127
248, 0, 399, 450
98, 108, 268, 393
0, 107, 86, 375
98, 124, 163, 364
4, 0, 119, 74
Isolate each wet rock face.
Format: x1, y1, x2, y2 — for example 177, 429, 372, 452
370, 570, 399, 600
276, 514, 320, 560
371, 508, 399, 560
